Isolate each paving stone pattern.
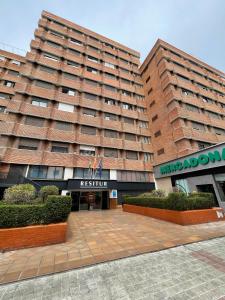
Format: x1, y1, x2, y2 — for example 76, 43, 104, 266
1, 237, 225, 299
1, 209, 225, 285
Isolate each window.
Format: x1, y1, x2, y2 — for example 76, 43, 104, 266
84, 93, 97, 100
4, 81, 15, 88
139, 121, 148, 128
105, 52, 115, 59
150, 101, 155, 107
63, 73, 78, 81
39, 65, 55, 74
80, 145, 95, 156
104, 72, 116, 79
31, 97, 48, 107
35, 80, 53, 89
148, 88, 152, 95
58, 103, 74, 112
208, 111, 220, 119
125, 133, 136, 141
202, 97, 213, 104
83, 108, 96, 117
126, 151, 138, 160
0, 106, 6, 113
71, 28, 83, 35
68, 48, 80, 56
141, 136, 150, 144
104, 62, 115, 69
70, 38, 82, 45
214, 128, 225, 135
105, 43, 114, 49
144, 153, 151, 161
87, 66, 98, 74
198, 142, 213, 150
120, 68, 129, 74
88, 45, 99, 52
123, 117, 134, 125
43, 53, 59, 61
81, 125, 96, 135
104, 85, 116, 92
47, 167, 64, 179
61, 87, 76, 96
121, 78, 130, 85
25, 116, 44, 127
154, 130, 161, 137
146, 76, 150, 83
11, 60, 20, 65
104, 98, 116, 105
18, 138, 39, 150
177, 74, 189, 82
46, 41, 61, 48
152, 115, 158, 122
0, 93, 11, 99
67, 60, 79, 68
157, 148, 165, 155
192, 122, 205, 131
8, 70, 19, 77
186, 104, 199, 113
122, 103, 133, 110
55, 121, 72, 131
51, 142, 69, 153
85, 79, 98, 86
182, 89, 192, 96
117, 171, 149, 182
104, 148, 118, 158
104, 129, 118, 138
28, 165, 47, 179
87, 56, 99, 63
120, 58, 129, 64
197, 83, 208, 91
122, 90, 131, 97
49, 30, 64, 39
104, 113, 117, 121
74, 168, 109, 180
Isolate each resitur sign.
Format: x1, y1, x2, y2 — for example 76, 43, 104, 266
80, 180, 108, 188
160, 147, 225, 175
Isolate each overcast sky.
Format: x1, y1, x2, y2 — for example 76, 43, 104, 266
0, 0, 224, 71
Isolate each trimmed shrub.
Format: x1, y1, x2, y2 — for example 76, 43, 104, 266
3, 184, 36, 204
149, 189, 166, 198
124, 192, 215, 211
39, 185, 59, 202
0, 195, 72, 228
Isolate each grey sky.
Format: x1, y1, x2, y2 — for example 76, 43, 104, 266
0, 0, 224, 71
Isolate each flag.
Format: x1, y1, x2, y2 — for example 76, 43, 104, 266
92, 157, 97, 178
87, 159, 92, 178
97, 158, 103, 179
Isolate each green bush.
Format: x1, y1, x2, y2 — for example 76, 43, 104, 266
0, 195, 72, 228
39, 185, 59, 202
3, 184, 36, 204
139, 189, 166, 198
124, 192, 215, 211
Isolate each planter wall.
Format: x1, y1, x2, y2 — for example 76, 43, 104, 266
0, 222, 67, 251
123, 204, 225, 225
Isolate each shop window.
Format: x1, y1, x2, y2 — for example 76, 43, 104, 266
28, 165, 47, 179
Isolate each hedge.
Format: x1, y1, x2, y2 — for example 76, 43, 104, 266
0, 195, 72, 228
124, 192, 215, 211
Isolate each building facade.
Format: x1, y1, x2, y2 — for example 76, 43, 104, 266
0, 11, 154, 209
140, 39, 225, 165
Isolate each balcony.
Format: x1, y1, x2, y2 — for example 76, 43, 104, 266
173, 126, 219, 144
36, 55, 61, 70
52, 109, 78, 123
47, 128, 76, 143
55, 93, 80, 106
121, 108, 138, 119
124, 159, 144, 171
82, 82, 102, 96
102, 119, 122, 131
141, 143, 153, 153
45, 20, 68, 36
101, 137, 123, 149
16, 124, 48, 139
79, 115, 101, 127
122, 123, 138, 134
60, 77, 81, 90
80, 98, 101, 110
28, 85, 56, 100
42, 151, 73, 167
168, 107, 211, 125
102, 157, 124, 170
20, 103, 52, 119
0, 121, 15, 135
76, 134, 101, 146
120, 94, 137, 106
101, 103, 121, 115
123, 140, 142, 151
3, 148, 43, 165
139, 127, 150, 136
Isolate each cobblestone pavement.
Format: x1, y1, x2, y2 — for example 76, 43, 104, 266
1, 237, 225, 299
1, 209, 225, 284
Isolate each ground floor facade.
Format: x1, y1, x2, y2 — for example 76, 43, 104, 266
154, 142, 225, 209
0, 163, 154, 209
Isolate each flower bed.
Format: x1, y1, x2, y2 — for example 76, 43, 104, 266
123, 192, 225, 225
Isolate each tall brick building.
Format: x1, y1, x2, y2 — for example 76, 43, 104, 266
1, 12, 225, 209
0, 11, 154, 208
141, 39, 225, 165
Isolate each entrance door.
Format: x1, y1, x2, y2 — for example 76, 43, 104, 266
71, 192, 80, 211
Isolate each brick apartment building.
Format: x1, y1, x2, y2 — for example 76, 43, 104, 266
140, 39, 225, 165
1, 12, 225, 209
0, 11, 154, 209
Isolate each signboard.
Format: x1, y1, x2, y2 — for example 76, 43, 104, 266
160, 147, 225, 176
80, 180, 108, 189
110, 190, 117, 198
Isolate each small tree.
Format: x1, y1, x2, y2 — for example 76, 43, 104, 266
4, 184, 36, 204
39, 185, 59, 202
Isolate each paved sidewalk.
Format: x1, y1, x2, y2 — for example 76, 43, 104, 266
1, 237, 225, 299
1, 208, 225, 285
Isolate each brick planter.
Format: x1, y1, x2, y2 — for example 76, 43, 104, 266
0, 223, 67, 251
123, 204, 225, 225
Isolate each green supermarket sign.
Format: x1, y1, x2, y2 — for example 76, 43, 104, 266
160, 148, 225, 175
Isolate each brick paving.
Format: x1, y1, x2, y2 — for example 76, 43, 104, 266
2, 237, 225, 299
1, 208, 225, 285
